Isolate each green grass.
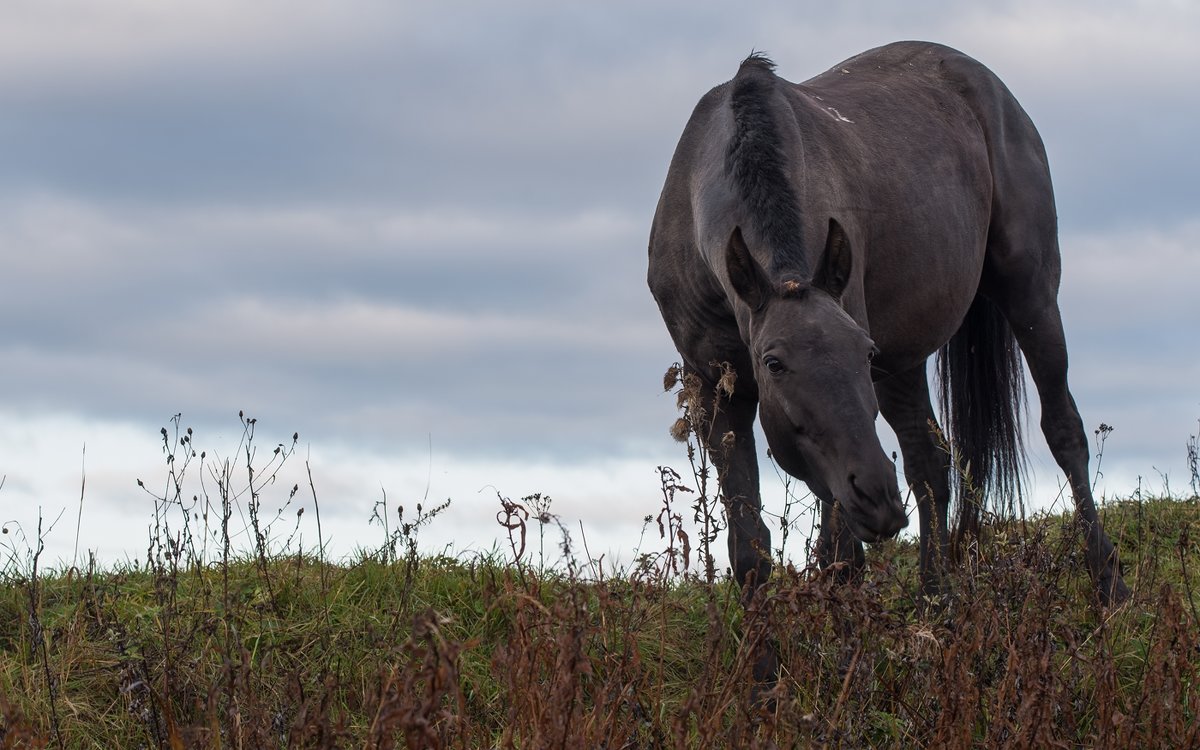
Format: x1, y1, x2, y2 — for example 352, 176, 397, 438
1, 495, 1198, 748
2, 413, 1198, 747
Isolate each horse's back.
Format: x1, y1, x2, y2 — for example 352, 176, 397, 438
807, 41, 1026, 111
807, 41, 1054, 218
827, 43, 1061, 297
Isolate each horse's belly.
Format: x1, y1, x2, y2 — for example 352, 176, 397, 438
863, 224, 987, 371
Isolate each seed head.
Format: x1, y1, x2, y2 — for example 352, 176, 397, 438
663, 363, 682, 392
670, 418, 690, 443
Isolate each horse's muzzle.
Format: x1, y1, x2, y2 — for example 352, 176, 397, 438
842, 474, 908, 543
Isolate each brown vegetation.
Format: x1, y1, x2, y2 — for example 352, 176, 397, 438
1, 415, 1198, 748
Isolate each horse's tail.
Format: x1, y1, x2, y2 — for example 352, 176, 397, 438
936, 294, 1027, 553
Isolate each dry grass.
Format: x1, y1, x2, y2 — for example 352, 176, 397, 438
1, 415, 1198, 748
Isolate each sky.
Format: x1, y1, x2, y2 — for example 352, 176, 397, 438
1, 1, 1197, 574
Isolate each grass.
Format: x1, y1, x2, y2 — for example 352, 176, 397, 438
1, 414, 1199, 748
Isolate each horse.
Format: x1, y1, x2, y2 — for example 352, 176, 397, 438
647, 42, 1129, 617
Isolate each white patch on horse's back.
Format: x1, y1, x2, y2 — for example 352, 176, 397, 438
825, 106, 854, 123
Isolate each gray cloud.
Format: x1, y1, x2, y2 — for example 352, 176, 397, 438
1, 1, 1197, 565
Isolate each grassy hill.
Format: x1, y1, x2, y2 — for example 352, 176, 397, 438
2, 488, 1198, 748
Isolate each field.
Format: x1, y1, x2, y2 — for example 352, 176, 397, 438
1, 418, 1199, 748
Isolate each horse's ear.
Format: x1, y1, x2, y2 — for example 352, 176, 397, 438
725, 226, 770, 311
813, 218, 852, 299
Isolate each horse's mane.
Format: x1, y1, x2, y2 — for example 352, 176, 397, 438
724, 53, 808, 276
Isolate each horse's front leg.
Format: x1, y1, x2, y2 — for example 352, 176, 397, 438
691, 377, 771, 597
686, 365, 777, 689
814, 490, 866, 584
875, 364, 951, 601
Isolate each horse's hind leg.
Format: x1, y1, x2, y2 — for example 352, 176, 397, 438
1001, 297, 1128, 603
983, 223, 1130, 605
875, 363, 951, 599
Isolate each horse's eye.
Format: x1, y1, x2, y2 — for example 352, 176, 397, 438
868, 347, 879, 364
764, 355, 785, 375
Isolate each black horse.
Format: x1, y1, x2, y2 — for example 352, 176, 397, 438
648, 42, 1128, 608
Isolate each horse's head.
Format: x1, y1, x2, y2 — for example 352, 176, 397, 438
725, 219, 908, 543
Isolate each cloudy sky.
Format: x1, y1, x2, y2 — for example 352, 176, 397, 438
1, 1, 1197, 572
